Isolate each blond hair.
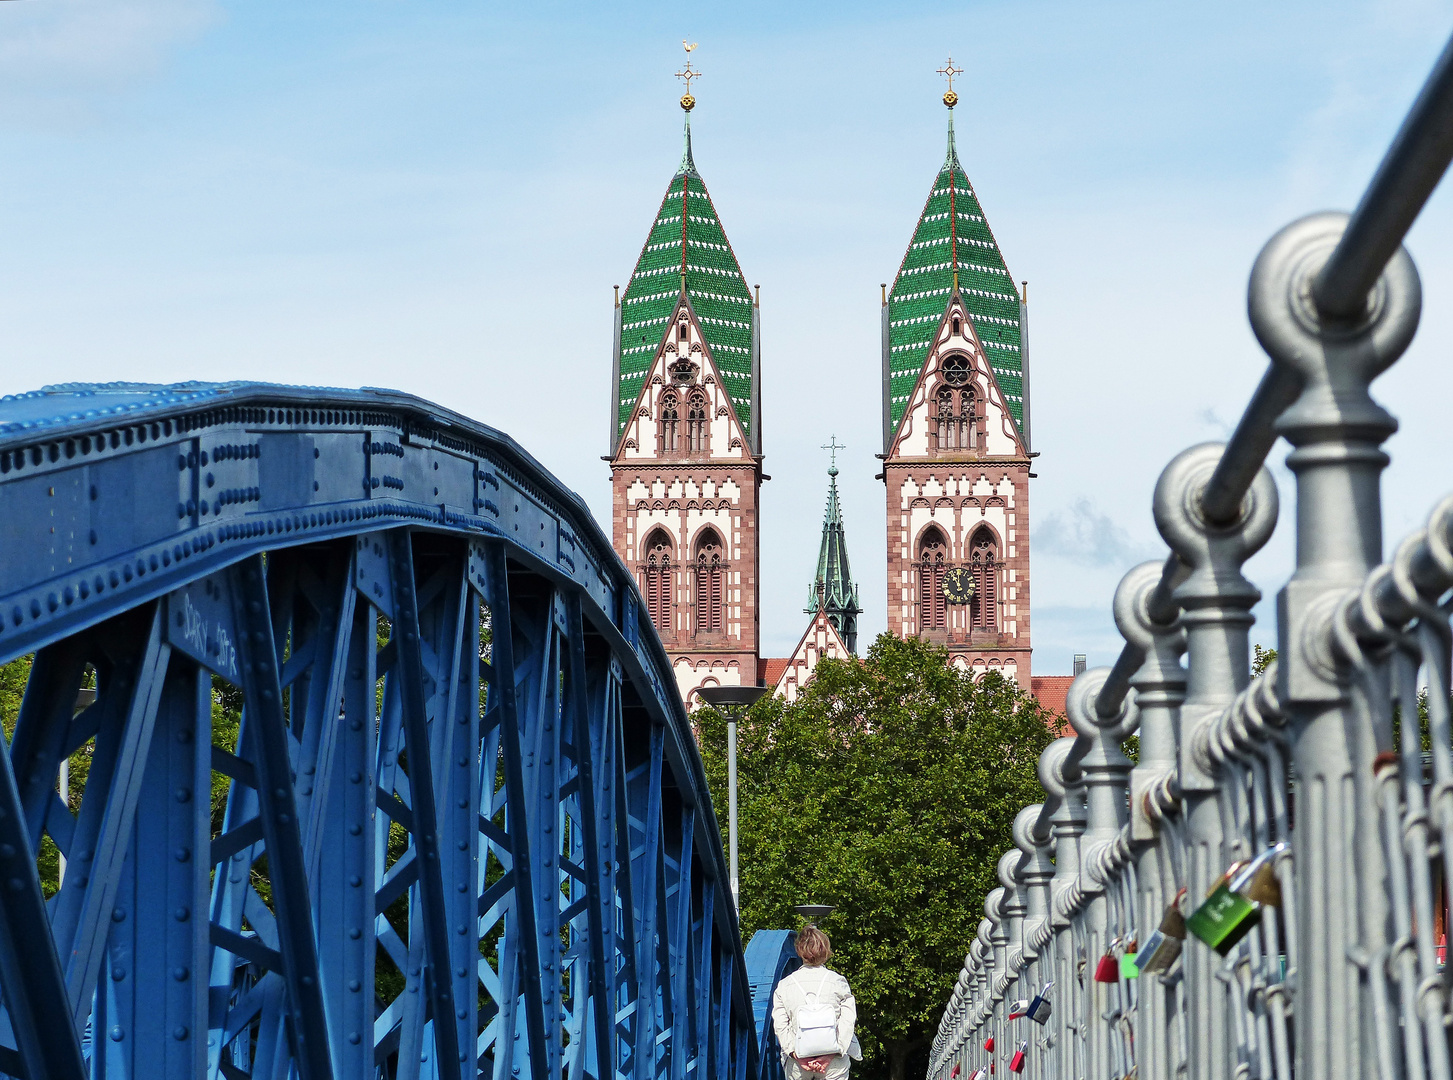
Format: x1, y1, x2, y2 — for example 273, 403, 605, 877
796, 926, 832, 966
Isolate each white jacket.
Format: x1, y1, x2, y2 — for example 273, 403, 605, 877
771, 965, 862, 1062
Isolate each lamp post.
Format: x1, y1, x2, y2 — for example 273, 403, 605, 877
697, 684, 769, 913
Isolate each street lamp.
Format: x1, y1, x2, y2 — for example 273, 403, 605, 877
793, 904, 835, 926
697, 684, 769, 913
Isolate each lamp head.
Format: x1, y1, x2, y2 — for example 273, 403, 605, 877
794, 903, 835, 925
697, 685, 769, 710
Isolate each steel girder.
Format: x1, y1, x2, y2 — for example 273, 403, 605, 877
742, 932, 798, 1080
0, 382, 758, 1080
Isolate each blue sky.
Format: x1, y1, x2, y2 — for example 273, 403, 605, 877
5, 0, 1453, 671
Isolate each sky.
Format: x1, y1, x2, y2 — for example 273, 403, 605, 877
4, 0, 1453, 672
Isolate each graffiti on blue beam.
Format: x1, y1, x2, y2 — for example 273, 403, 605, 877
0, 382, 760, 1080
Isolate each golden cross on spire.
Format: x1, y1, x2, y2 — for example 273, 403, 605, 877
676, 40, 702, 111
937, 56, 963, 108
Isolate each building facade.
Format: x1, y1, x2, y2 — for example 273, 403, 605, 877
879, 95, 1034, 682
608, 104, 764, 705
608, 77, 1039, 707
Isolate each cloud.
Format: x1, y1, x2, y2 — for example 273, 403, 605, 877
0, 0, 220, 125
1033, 498, 1160, 568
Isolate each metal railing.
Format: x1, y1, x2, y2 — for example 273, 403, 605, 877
929, 26, 1453, 1080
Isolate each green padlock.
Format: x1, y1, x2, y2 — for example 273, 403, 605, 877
1186, 842, 1287, 956
1120, 951, 1139, 979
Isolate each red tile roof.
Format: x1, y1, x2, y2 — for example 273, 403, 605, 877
759, 658, 790, 686
1031, 676, 1075, 735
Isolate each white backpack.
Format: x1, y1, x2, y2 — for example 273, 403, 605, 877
792, 970, 840, 1057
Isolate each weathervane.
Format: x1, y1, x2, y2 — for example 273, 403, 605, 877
676, 40, 702, 111
822, 435, 845, 475
937, 56, 963, 108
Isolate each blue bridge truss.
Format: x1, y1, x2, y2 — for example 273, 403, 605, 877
0, 381, 789, 1080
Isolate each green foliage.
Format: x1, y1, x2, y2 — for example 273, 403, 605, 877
1252, 644, 1277, 679
696, 633, 1054, 1079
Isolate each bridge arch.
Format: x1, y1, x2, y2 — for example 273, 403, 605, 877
0, 382, 760, 1080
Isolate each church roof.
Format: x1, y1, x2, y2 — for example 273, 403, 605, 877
807, 461, 861, 651
614, 115, 755, 441
886, 107, 1024, 433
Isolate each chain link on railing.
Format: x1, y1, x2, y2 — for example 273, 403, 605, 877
928, 26, 1453, 1080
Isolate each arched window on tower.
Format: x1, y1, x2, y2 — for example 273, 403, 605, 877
687, 390, 709, 454
917, 526, 949, 631
934, 358, 977, 452
936, 388, 960, 451
969, 526, 998, 632
642, 530, 674, 636
694, 530, 726, 635
660, 392, 680, 454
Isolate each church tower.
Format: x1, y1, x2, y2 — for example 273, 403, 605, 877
807, 446, 862, 653
609, 65, 764, 705
880, 65, 1033, 682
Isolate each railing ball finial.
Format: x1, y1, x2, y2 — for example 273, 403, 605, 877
1037, 735, 1077, 799
1066, 666, 1138, 743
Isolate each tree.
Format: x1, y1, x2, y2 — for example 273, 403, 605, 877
696, 633, 1055, 1080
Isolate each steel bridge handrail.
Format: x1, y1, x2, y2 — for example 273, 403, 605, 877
1089, 27, 1453, 725
932, 23, 1453, 1080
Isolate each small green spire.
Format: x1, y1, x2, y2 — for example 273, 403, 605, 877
678, 111, 698, 177
945, 106, 960, 168
807, 437, 862, 653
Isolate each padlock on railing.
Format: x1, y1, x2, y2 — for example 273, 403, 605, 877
1119, 941, 1139, 979
983, 1036, 995, 1053
1009, 1041, 1028, 1073
1008, 997, 1031, 1020
1135, 888, 1188, 975
1025, 981, 1053, 1025
1093, 938, 1121, 983
1186, 842, 1287, 955
968, 1069, 986, 1080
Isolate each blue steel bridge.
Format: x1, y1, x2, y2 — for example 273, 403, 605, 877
0, 382, 799, 1080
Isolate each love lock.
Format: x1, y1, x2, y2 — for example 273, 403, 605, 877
1120, 940, 1140, 980
1009, 1040, 1029, 1074
1008, 998, 1031, 1021
1135, 889, 1188, 976
1093, 938, 1122, 983
1025, 982, 1053, 1025
983, 1036, 995, 1053
1186, 842, 1287, 955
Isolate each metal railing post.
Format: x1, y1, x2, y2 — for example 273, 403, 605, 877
1014, 804, 1055, 1077
1246, 213, 1421, 1079
1115, 560, 1189, 1080
1041, 738, 1086, 1080
1067, 670, 1137, 1080
1153, 442, 1279, 1080
986, 887, 1009, 1069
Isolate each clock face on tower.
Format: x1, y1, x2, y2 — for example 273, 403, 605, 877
942, 566, 976, 605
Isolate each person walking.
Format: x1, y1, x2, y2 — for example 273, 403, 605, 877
771, 927, 862, 1078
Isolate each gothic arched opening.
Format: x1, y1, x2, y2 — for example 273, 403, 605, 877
642, 529, 674, 636
917, 526, 948, 631
694, 529, 725, 635
969, 525, 998, 632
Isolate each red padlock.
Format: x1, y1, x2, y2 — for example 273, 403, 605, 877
1009, 1041, 1028, 1073
989, 1063, 995, 1075
1093, 951, 1120, 983
951, 1067, 960, 1079
983, 1036, 995, 1053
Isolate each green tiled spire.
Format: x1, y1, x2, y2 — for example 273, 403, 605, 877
886, 106, 1023, 434
614, 113, 756, 443
806, 455, 862, 653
